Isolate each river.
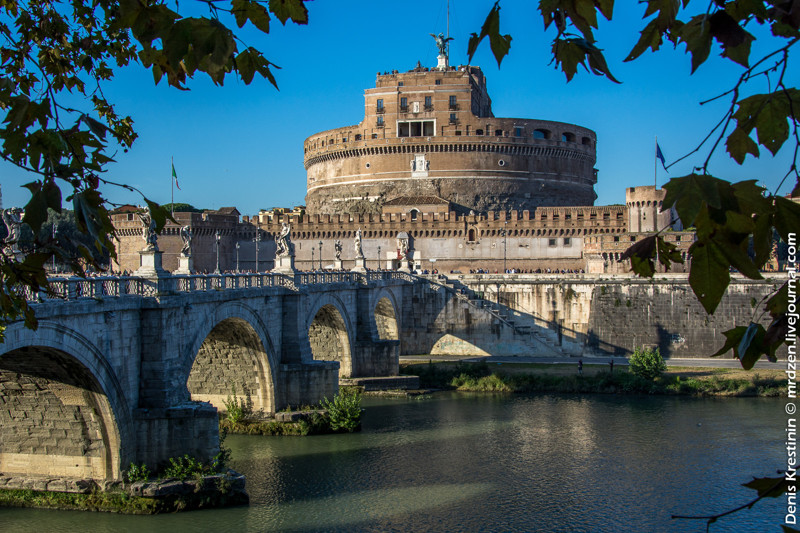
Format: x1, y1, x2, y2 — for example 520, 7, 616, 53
0, 393, 786, 532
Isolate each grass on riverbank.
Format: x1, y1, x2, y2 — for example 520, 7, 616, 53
0, 488, 159, 514
400, 361, 787, 397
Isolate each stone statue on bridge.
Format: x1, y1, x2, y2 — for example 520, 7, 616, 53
136, 206, 158, 252
354, 228, 364, 259
334, 239, 342, 260
276, 222, 293, 257
180, 225, 193, 256
1, 207, 23, 257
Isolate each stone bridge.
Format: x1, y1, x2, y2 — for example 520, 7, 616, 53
0, 271, 414, 484
4, 269, 776, 487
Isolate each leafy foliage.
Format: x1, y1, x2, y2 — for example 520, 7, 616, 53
124, 462, 151, 483
0, 0, 309, 337
320, 387, 363, 433
628, 346, 667, 380
222, 385, 253, 424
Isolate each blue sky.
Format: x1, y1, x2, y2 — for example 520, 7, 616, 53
2, 1, 798, 214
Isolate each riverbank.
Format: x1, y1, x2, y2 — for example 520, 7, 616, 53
0, 470, 248, 514
400, 360, 787, 397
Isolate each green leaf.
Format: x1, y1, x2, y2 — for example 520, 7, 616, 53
620, 234, 657, 277
688, 239, 730, 314
725, 127, 759, 164
626, 18, 664, 62
755, 96, 790, 155
467, 2, 512, 67
712, 325, 747, 357
269, 0, 308, 25
662, 174, 723, 227
677, 15, 713, 73
775, 196, 800, 243
766, 281, 789, 317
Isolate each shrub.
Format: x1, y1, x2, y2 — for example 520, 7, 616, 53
163, 455, 208, 480
321, 387, 363, 432
629, 346, 667, 380
124, 462, 151, 483
223, 385, 252, 424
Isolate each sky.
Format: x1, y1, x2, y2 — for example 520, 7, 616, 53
2, 1, 798, 216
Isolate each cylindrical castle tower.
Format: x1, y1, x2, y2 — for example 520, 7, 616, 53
304, 60, 597, 215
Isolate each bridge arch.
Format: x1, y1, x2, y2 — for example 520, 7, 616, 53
0, 322, 132, 481
373, 289, 401, 342
185, 302, 277, 415
305, 294, 354, 378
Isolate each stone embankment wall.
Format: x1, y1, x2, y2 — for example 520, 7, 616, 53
402, 274, 786, 359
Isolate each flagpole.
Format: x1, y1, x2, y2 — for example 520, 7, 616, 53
171, 156, 174, 217
654, 136, 658, 190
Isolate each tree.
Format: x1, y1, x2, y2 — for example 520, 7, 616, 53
0, 0, 310, 334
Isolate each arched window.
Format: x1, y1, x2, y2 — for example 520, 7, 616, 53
533, 129, 551, 140
410, 209, 419, 221
562, 132, 576, 142
468, 228, 476, 241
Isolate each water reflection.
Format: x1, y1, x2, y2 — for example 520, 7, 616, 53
0, 393, 785, 532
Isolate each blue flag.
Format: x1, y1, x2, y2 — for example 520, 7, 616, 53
656, 143, 668, 172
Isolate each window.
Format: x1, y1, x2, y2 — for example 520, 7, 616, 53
613, 236, 620, 242
468, 228, 476, 241
533, 129, 550, 139
377, 116, 384, 127
562, 132, 576, 142
495, 129, 503, 136
449, 95, 457, 110
398, 120, 434, 137
548, 238, 557, 247
376, 99, 384, 112
435, 79, 441, 85
424, 96, 432, 110
514, 127, 523, 137
630, 236, 636, 242
400, 97, 408, 111
355, 134, 362, 141
410, 209, 419, 221
676, 235, 681, 242
565, 214, 571, 220
455, 130, 462, 135
563, 238, 571, 246
371, 133, 378, 139
449, 113, 457, 124
476, 128, 484, 135
582, 136, 592, 145
398, 81, 404, 87
577, 213, 584, 221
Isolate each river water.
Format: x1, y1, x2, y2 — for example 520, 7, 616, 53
0, 393, 786, 532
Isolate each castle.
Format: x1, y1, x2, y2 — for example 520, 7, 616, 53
111, 47, 692, 275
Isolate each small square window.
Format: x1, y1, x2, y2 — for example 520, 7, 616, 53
630, 236, 636, 242
514, 127, 523, 137
676, 235, 681, 242
563, 238, 571, 246
371, 133, 378, 139
548, 238, 557, 247
435, 79, 441, 85
398, 82, 404, 87
613, 236, 620, 242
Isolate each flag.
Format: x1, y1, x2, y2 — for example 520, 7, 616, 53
656, 143, 668, 172
172, 161, 181, 190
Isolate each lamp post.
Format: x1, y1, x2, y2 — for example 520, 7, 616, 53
235, 242, 240, 272
319, 241, 323, 270
253, 231, 261, 272
52, 225, 57, 274
377, 245, 381, 271
311, 248, 314, 271
214, 230, 221, 274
